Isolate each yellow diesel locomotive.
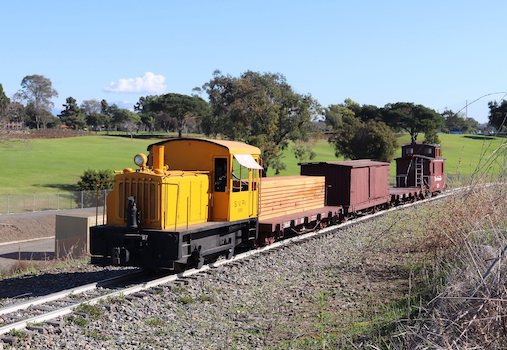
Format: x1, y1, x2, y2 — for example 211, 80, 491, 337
90, 138, 263, 270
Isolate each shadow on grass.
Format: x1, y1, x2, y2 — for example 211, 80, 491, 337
105, 133, 175, 140
34, 184, 80, 192
462, 135, 496, 141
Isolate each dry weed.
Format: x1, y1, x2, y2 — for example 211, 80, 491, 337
385, 141, 507, 349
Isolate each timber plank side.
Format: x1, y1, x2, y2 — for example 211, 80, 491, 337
260, 176, 325, 187
259, 175, 325, 220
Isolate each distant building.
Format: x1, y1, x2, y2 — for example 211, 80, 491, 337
2, 121, 24, 130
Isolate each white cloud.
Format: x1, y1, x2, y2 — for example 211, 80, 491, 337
104, 72, 167, 94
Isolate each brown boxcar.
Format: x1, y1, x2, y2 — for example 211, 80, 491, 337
300, 160, 390, 213
395, 143, 445, 192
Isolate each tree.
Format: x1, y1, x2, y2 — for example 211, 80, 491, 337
80, 99, 102, 115
80, 99, 106, 131
293, 141, 316, 163
326, 104, 397, 161
112, 108, 140, 134
25, 102, 58, 129
15, 75, 58, 130
0, 84, 10, 120
488, 100, 507, 131
356, 104, 383, 123
383, 102, 444, 143
100, 99, 114, 132
202, 70, 321, 175
5, 101, 26, 123
442, 109, 464, 132
325, 103, 355, 130
136, 93, 210, 136
423, 125, 440, 144
326, 99, 386, 128
58, 97, 86, 129
134, 96, 157, 132
441, 109, 479, 133
464, 117, 479, 133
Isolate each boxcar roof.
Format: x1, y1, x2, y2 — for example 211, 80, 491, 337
149, 137, 261, 155
299, 160, 389, 168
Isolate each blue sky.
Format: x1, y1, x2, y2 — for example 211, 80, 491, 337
1, 0, 506, 123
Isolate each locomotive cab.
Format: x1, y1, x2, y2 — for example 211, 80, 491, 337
148, 138, 262, 222
395, 143, 445, 192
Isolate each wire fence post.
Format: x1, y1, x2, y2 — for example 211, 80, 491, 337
7, 195, 10, 214
57, 193, 60, 210
81, 191, 84, 209
33, 193, 36, 212
102, 190, 107, 224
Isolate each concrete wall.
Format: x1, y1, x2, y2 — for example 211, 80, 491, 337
55, 212, 105, 259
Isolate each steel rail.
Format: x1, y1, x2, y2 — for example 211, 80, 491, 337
0, 270, 145, 318
0, 183, 498, 336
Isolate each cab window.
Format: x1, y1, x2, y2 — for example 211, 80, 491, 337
214, 158, 227, 192
232, 158, 249, 192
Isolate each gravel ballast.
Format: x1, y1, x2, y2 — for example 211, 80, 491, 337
3, 209, 417, 349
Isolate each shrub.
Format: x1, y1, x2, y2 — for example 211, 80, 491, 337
76, 169, 114, 207
77, 169, 114, 191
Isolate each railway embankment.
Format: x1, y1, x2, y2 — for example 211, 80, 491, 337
0, 184, 505, 348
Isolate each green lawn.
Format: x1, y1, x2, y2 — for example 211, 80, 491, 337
395, 133, 506, 179
0, 133, 504, 195
269, 134, 506, 179
0, 136, 157, 195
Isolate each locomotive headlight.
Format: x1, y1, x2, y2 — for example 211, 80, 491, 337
134, 153, 147, 168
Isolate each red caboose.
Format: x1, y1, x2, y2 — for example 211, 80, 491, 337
395, 143, 445, 193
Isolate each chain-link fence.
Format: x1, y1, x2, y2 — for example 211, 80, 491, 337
0, 190, 109, 214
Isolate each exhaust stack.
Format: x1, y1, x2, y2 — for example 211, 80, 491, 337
152, 145, 165, 172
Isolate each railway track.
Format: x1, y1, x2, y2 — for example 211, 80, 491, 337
0, 185, 474, 337
0, 270, 149, 335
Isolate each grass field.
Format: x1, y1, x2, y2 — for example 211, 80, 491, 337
270, 133, 506, 179
0, 133, 505, 195
0, 136, 157, 195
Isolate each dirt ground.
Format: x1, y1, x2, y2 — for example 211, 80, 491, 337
0, 208, 99, 244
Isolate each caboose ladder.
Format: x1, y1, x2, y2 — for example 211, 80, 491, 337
415, 157, 423, 187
